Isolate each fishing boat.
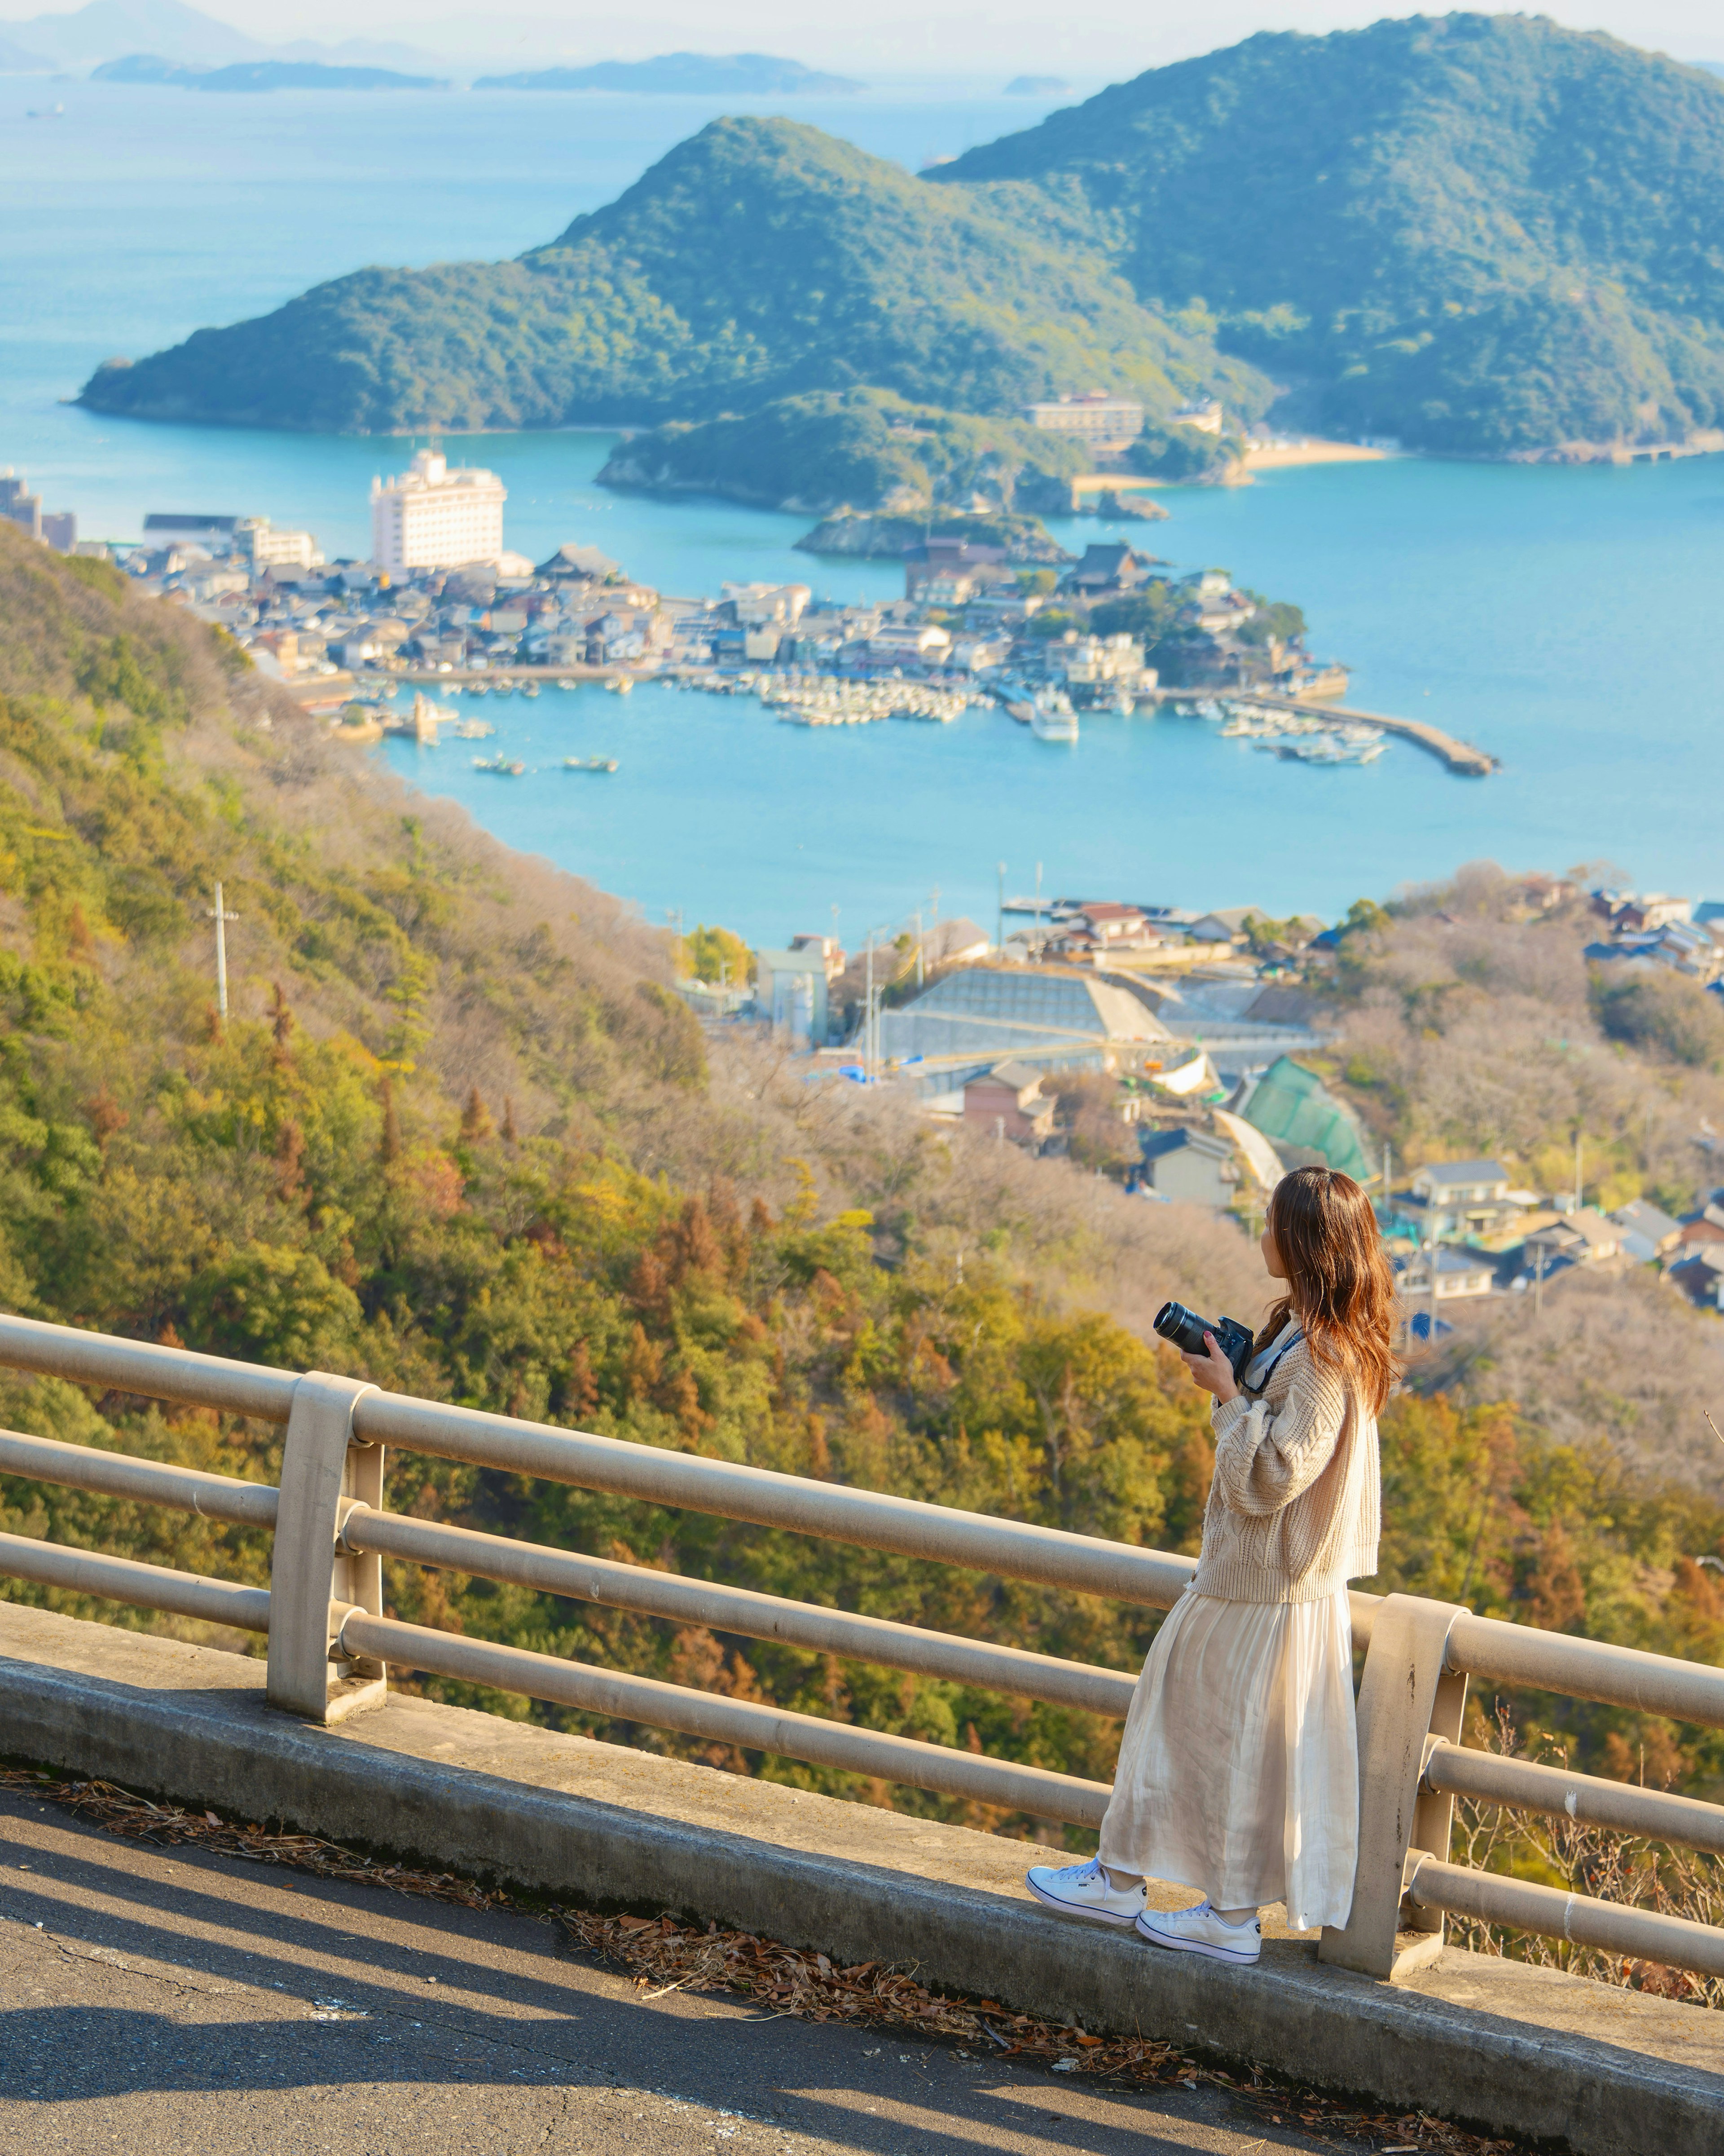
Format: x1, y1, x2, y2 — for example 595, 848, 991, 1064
492, 683, 514, 699
520, 681, 540, 699
604, 676, 634, 695
472, 755, 525, 776
565, 756, 619, 773
556, 678, 577, 692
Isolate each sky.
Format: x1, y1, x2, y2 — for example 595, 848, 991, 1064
11, 0, 1724, 75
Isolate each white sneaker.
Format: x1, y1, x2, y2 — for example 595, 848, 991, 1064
1025, 1857, 1146, 1928
1135, 1899, 1261, 1965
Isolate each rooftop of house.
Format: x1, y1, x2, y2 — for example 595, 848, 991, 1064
1612, 1197, 1681, 1242
1140, 1125, 1232, 1166
1413, 1159, 1511, 1187
969, 1059, 1047, 1096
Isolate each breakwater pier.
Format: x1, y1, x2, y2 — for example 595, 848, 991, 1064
1155, 688, 1498, 776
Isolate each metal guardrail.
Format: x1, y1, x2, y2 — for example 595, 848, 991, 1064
0, 1313, 1718, 1984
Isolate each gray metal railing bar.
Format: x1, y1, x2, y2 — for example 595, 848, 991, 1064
334, 1608, 1113, 1828
336, 1505, 1141, 1719
0, 1428, 279, 1529
0, 1529, 271, 1634
1423, 1739, 1724, 1857
1448, 1611, 1724, 1733
0, 1313, 296, 1423
1406, 1853, 1724, 1981
356, 1392, 1205, 1612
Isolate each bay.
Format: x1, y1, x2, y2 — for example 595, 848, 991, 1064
4, 79, 1721, 947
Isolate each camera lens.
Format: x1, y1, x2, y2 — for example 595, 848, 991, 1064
1153, 1301, 1208, 1356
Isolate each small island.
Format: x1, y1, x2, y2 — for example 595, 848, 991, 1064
92, 54, 448, 90
476, 53, 862, 95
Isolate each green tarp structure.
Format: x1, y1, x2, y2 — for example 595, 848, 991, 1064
1240, 1056, 1372, 1182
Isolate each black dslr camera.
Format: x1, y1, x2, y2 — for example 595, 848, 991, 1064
1153, 1300, 1256, 1385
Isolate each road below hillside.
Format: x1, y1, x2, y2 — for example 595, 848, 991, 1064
0, 1788, 1341, 2156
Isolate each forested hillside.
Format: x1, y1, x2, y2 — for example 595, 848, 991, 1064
939, 14, 1724, 455
596, 388, 1091, 515
0, 531, 1719, 1845
80, 119, 1265, 437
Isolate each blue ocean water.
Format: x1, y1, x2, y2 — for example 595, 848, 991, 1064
4, 79, 1722, 944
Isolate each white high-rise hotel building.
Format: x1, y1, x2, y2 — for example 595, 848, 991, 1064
370, 449, 506, 574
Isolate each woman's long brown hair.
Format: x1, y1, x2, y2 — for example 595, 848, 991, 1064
1262, 1166, 1399, 1412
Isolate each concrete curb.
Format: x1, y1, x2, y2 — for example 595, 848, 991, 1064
0, 1607, 1718, 2156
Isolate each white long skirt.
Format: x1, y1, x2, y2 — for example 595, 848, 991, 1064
1097, 1585, 1359, 1932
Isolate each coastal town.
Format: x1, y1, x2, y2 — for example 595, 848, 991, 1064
4, 445, 1372, 745
730, 874, 1724, 1332
4, 443, 1505, 771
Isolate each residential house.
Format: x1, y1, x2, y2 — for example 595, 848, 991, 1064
722, 581, 810, 627
1521, 1208, 1623, 1273
949, 635, 1014, 674
1046, 903, 1160, 961
1059, 634, 1148, 690
963, 1061, 1057, 1145
1408, 1161, 1515, 1237
1396, 1245, 1495, 1301
1668, 1244, 1724, 1310
1188, 908, 1258, 944
867, 623, 951, 669
1137, 1127, 1239, 1208
1065, 544, 1155, 598
788, 933, 846, 983
1610, 1198, 1683, 1261
920, 918, 991, 968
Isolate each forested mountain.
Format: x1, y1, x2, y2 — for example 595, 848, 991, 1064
938, 14, 1724, 454
78, 14, 1724, 463
80, 118, 1263, 436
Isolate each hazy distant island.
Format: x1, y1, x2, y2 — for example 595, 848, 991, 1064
1004, 75, 1068, 94
92, 53, 448, 89
77, 15, 1724, 482
476, 53, 862, 95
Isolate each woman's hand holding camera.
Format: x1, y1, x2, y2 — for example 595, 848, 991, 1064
1180, 1332, 1240, 1404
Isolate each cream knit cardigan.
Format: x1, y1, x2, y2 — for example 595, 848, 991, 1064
1190, 1326, 1381, 1604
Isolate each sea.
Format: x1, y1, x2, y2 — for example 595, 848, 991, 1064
5, 75, 1723, 946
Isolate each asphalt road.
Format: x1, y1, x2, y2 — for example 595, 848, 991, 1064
0, 1787, 1344, 2156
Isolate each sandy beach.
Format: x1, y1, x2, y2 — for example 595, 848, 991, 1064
1242, 440, 1391, 469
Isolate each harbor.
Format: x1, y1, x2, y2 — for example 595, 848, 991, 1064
1148, 688, 1499, 776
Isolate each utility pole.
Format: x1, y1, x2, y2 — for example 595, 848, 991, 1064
997, 860, 1006, 952
914, 908, 924, 988
864, 934, 874, 1082
207, 882, 239, 1019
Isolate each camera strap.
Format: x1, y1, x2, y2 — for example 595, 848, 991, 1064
1243, 1325, 1304, 1398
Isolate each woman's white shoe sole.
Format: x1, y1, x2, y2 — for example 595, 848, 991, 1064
1025, 1875, 1142, 1927
1135, 1920, 1260, 1965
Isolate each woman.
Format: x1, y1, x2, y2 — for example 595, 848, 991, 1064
1026, 1165, 1395, 1965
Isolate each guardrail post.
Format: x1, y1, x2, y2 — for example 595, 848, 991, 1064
1319, 1592, 1468, 1980
268, 1372, 384, 1724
